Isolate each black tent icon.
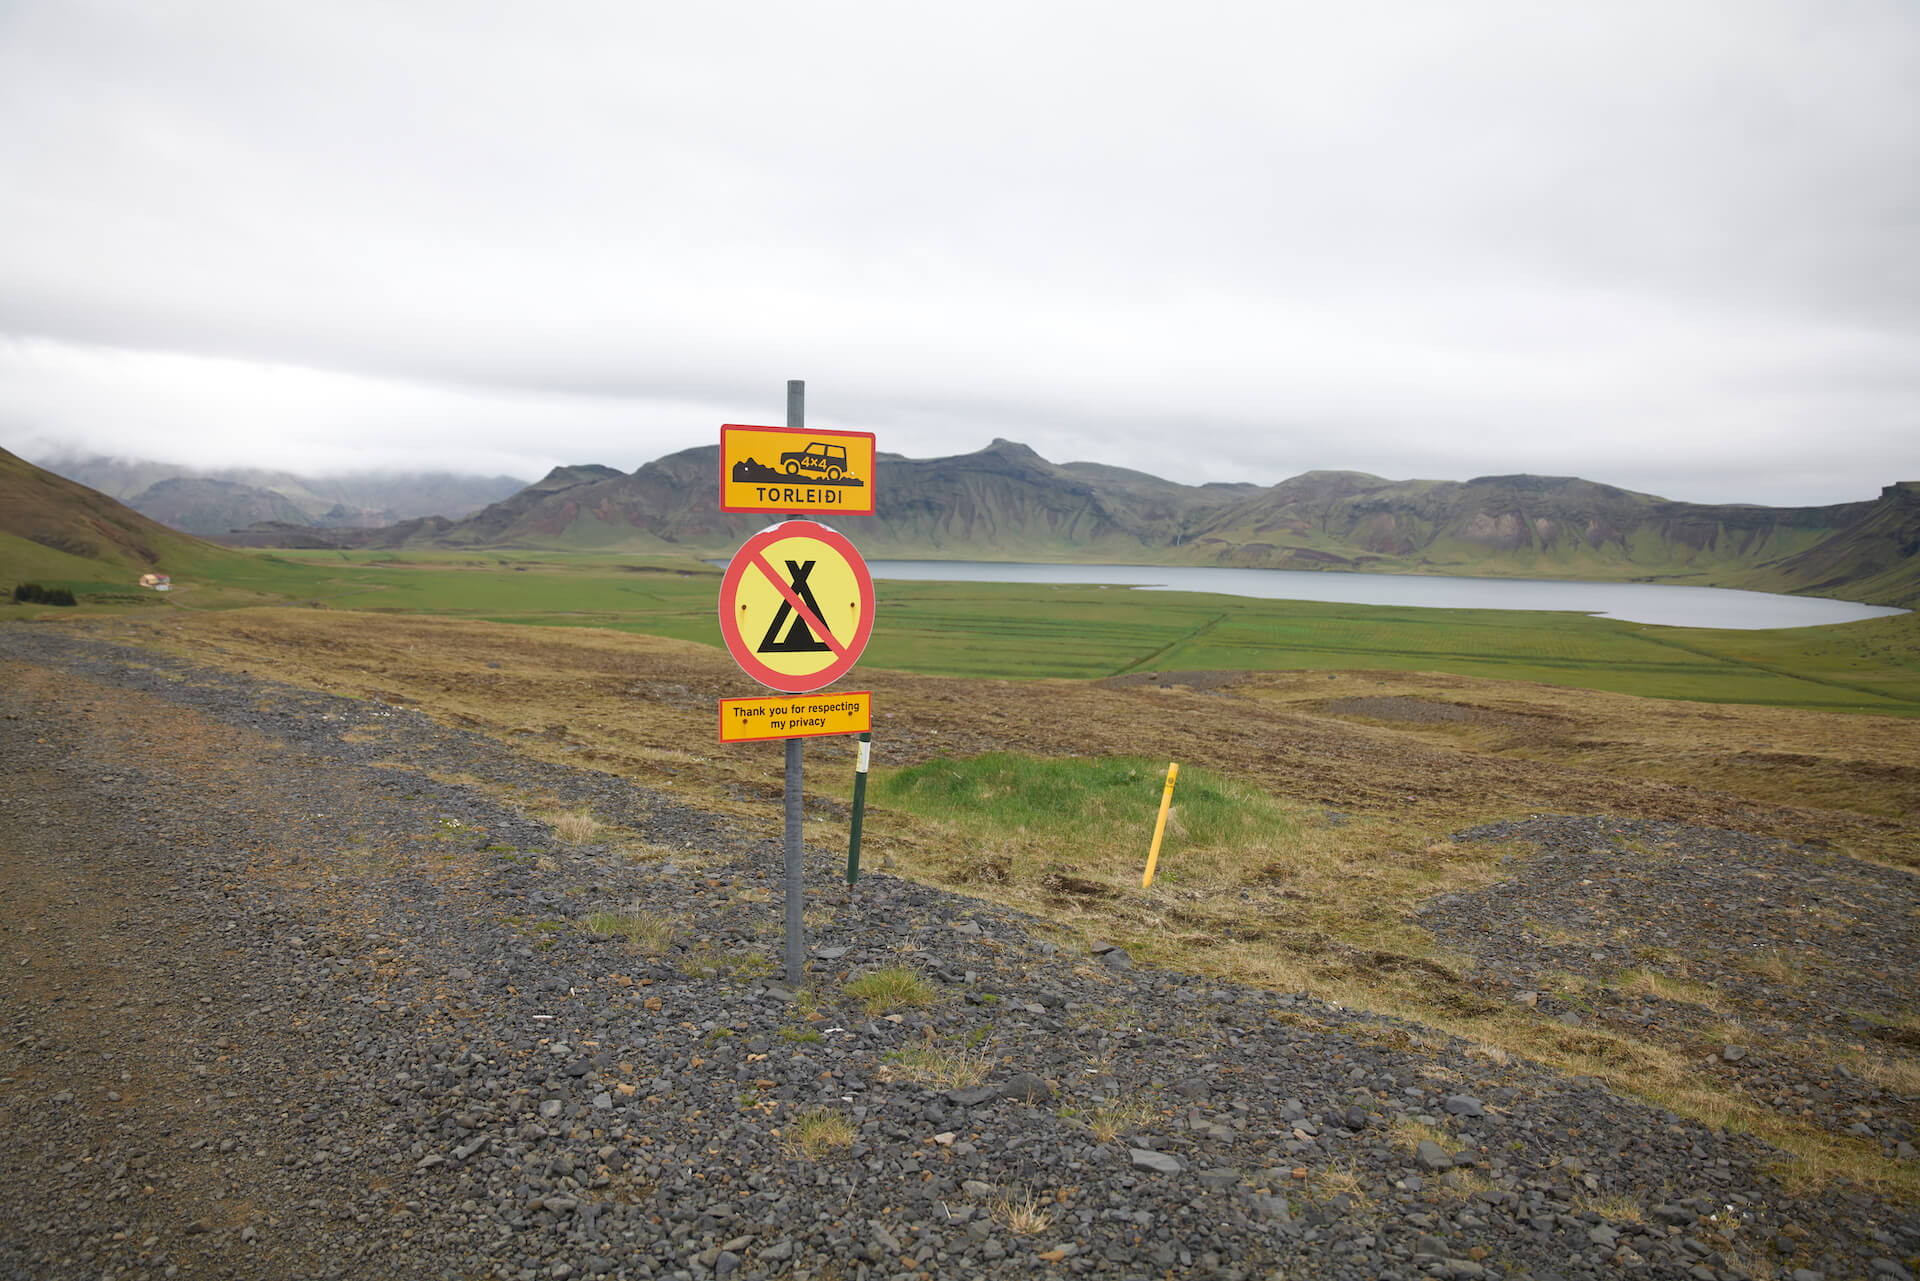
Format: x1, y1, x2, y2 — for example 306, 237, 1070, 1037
757, 559, 833, 653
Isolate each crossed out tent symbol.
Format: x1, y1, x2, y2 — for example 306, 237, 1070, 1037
717, 521, 876, 694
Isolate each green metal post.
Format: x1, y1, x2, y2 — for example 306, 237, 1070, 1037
847, 732, 871, 884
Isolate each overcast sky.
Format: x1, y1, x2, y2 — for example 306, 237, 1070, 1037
2, 1, 1915, 506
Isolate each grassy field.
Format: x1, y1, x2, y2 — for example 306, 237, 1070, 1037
10, 533, 1919, 1199
14, 545, 1916, 715
64, 600, 1919, 1199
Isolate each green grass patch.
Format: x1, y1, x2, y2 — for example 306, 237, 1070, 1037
1061, 1097, 1160, 1144
785, 1107, 854, 1159
871, 752, 1297, 878
843, 965, 938, 1015
582, 905, 676, 952
882, 1039, 993, 1089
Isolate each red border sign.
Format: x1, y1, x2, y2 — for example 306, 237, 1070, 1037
718, 691, 871, 743
718, 521, 875, 693
720, 424, 877, 515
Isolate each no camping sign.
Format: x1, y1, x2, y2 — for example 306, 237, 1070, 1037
716, 521, 875, 694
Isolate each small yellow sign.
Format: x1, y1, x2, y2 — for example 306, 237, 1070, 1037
719, 691, 872, 743
721, 424, 876, 515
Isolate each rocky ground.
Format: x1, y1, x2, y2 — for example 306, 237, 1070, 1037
1431, 815, 1918, 1167
2, 622, 1917, 1281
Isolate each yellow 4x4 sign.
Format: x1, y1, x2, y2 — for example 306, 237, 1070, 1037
720, 424, 876, 515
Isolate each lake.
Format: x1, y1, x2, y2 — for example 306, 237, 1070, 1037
862, 561, 1906, 630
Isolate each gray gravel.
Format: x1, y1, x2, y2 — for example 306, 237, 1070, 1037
3, 622, 1917, 1281
1434, 814, 1919, 1163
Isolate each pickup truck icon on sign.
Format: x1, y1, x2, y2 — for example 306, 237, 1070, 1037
781, 442, 852, 483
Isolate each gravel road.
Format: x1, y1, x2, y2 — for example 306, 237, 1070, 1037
3, 623, 1916, 1281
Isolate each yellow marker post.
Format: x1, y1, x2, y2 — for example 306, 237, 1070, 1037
1142, 762, 1179, 888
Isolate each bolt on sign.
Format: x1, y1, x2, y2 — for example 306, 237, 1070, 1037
720, 424, 877, 515
719, 691, 871, 743
717, 521, 875, 694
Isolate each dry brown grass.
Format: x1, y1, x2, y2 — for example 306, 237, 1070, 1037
785, 1107, 853, 1160
987, 1189, 1054, 1236
1847, 1045, 1920, 1095
583, 905, 676, 953
1259, 671, 1920, 848
880, 1037, 992, 1090
1064, 1097, 1159, 1145
545, 808, 603, 844
1388, 1117, 1454, 1155
1464, 1040, 1511, 1066
1311, 1159, 1373, 1209
1732, 948, 1808, 985
135, 609, 1920, 862
1430, 1169, 1494, 1203
1608, 967, 1728, 1013
1572, 1189, 1646, 1226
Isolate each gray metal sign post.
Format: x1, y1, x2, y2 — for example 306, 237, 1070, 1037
782, 378, 806, 987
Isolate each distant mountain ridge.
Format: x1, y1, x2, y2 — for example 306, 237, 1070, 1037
1184, 470, 1877, 575
256, 439, 1917, 608
37, 454, 529, 536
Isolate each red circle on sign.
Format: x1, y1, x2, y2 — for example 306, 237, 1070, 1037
718, 521, 875, 693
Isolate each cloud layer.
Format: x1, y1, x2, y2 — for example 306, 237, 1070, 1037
2, 1, 1915, 504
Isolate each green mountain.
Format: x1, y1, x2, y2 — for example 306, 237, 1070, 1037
1189, 471, 1916, 606
1734, 482, 1920, 607
1181, 471, 1879, 584
0, 445, 251, 593
427, 439, 1260, 559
